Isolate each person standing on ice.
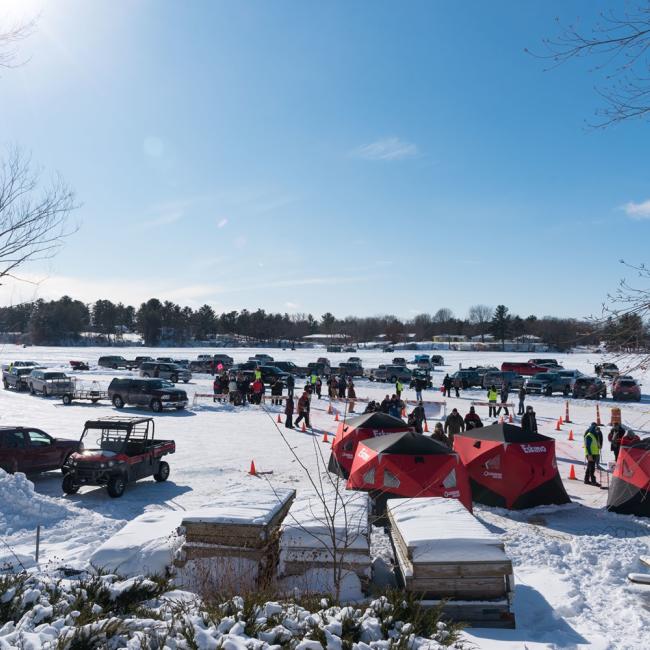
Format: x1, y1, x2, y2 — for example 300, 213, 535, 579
347, 379, 356, 412
431, 422, 450, 447
517, 385, 526, 416
380, 395, 391, 413
608, 422, 626, 460
583, 423, 601, 486
444, 408, 465, 444
395, 379, 404, 399
410, 401, 426, 433
286, 373, 295, 399
294, 391, 311, 428
315, 376, 322, 399
497, 384, 509, 416
521, 405, 537, 433
487, 385, 498, 418
464, 406, 483, 430
453, 376, 461, 398
284, 395, 294, 429
338, 375, 347, 399
442, 374, 452, 397
414, 375, 425, 402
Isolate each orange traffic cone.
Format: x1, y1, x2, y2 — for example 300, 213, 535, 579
596, 403, 602, 426
568, 464, 577, 480
555, 418, 561, 431
508, 414, 513, 423
559, 415, 563, 425
401, 407, 407, 417
249, 460, 257, 476
276, 414, 282, 423
301, 422, 307, 432
335, 413, 339, 422
424, 421, 429, 432
327, 402, 333, 414
322, 432, 329, 443
568, 429, 574, 441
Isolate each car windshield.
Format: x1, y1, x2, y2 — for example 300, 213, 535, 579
535, 373, 557, 381
149, 380, 175, 389
619, 380, 636, 386
44, 372, 67, 380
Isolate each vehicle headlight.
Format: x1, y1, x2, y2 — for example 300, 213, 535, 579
108, 461, 115, 467
100, 463, 106, 468
161, 394, 170, 399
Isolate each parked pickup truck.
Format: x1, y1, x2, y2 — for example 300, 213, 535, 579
27, 369, 75, 396
0, 426, 79, 474
108, 378, 188, 412
595, 362, 620, 379
524, 372, 572, 396
98, 355, 136, 370
62, 417, 175, 498
367, 364, 412, 383
333, 362, 364, 377
451, 369, 483, 389
2, 366, 39, 391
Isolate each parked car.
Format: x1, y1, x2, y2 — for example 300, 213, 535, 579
556, 370, 584, 390
411, 354, 432, 369
529, 358, 561, 368
272, 361, 304, 376
595, 362, 620, 378
98, 355, 135, 370
62, 417, 175, 498
347, 357, 362, 365
28, 370, 74, 396
212, 354, 234, 367
369, 364, 412, 383
409, 368, 433, 389
482, 370, 525, 389
343, 346, 357, 353
139, 362, 191, 383
250, 354, 274, 365
2, 361, 38, 370
173, 359, 190, 369
392, 357, 407, 366
156, 357, 174, 364
336, 362, 364, 377
572, 377, 607, 400
257, 365, 290, 384
430, 355, 445, 366
382, 346, 395, 353
501, 361, 549, 376
3, 366, 38, 391
0, 427, 79, 474
108, 378, 188, 412
524, 372, 572, 396
451, 369, 482, 389
612, 376, 641, 402
307, 361, 331, 376
134, 356, 155, 367
326, 345, 342, 353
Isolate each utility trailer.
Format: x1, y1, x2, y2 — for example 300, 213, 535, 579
62, 381, 110, 405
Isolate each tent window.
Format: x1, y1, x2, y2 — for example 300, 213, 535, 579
414, 456, 425, 464
362, 468, 375, 484
443, 469, 457, 489
384, 470, 400, 488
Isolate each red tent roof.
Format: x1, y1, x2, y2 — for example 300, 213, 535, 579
608, 439, 650, 516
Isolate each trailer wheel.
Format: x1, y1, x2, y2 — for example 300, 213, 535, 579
154, 461, 170, 482
170, 374, 178, 383
62, 474, 80, 494
112, 395, 125, 409
62, 394, 72, 405
107, 474, 126, 498
151, 399, 163, 413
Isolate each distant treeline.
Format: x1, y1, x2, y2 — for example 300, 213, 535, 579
0, 297, 643, 350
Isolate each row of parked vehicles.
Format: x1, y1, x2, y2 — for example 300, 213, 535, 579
0, 417, 175, 498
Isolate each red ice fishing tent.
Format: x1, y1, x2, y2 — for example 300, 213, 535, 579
346, 431, 473, 511
607, 439, 650, 516
328, 412, 412, 478
453, 422, 570, 510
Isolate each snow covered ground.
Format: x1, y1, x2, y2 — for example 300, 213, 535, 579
1, 344, 650, 648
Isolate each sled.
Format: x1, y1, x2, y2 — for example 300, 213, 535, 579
628, 572, 650, 585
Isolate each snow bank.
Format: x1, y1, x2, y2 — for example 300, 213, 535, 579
0, 469, 69, 533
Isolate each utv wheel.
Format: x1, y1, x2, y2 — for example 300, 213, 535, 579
151, 399, 163, 412
61, 454, 73, 474
170, 374, 178, 383
107, 475, 126, 498
112, 395, 125, 409
62, 394, 72, 405
62, 474, 80, 494
544, 387, 552, 397
154, 461, 170, 482
29, 384, 35, 395
390, 376, 397, 383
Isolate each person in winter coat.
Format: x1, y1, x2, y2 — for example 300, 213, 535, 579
444, 408, 465, 444
431, 422, 450, 447
395, 380, 404, 399
414, 377, 425, 402
315, 377, 322, 399
347, 379, 356, 412
410, 402, 426, 434
284, 396, 294, 429
453, 376, 461, 398
497, 384, 509, 416
228, 375, 239, 405
213, 375, 222, 402
487, 386, 498, 418
338, 376, 347, 399
620, 429, 641, 447
286, 374, 295, 399
442, 374, 452, 397
294, 392, 311, 428
270, 378, 283, 406
380, 395, 391, 414
464, 406, 483, 430
584, 423, 601, 486
251, 378, 264, 405
521, 405, 538, 433
517, 386, 526, 416
608, 423, 626, 460
388, 395, 402, 419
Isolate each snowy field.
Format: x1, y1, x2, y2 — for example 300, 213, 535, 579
2, 345, 650, 649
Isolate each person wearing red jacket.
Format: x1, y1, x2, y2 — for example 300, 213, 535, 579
620, 430, 641, 447
251, 378, 264, 405
464, 406, 483, 430
295, 392, 311, 429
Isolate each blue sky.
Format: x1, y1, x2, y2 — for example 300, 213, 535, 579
0, 0, 649, 320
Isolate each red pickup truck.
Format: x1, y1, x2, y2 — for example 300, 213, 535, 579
501, 361, 549, 376
0, 427, 79, 474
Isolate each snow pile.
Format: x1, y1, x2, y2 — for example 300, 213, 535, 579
0, 469, 69, 533
90, 510, 185, 577
0, 571, 463, 650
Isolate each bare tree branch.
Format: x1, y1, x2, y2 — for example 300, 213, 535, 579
0, 17, 35, 69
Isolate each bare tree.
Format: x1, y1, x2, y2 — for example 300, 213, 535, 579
0, 148, 77, 283
533, 4, 650, 126
0, 18, 35, 69
468, 304, 493, 342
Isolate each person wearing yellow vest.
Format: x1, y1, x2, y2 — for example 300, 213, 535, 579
584, 423, 601, 487
254, 368, 262, 381
395, 380, 404, 399
487, 385, 498, 418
